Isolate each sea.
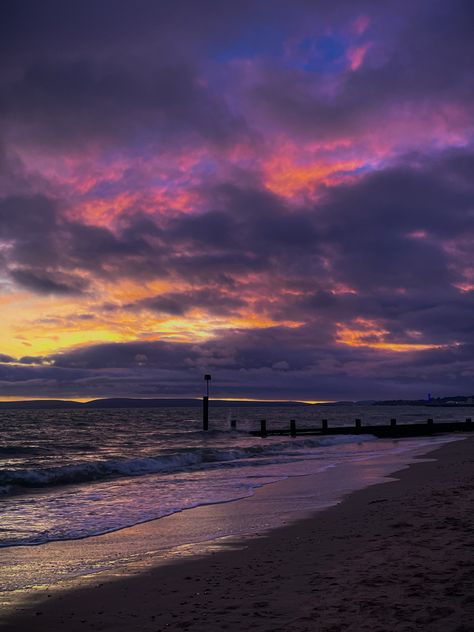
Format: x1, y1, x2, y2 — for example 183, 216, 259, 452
0, 403, 467, 551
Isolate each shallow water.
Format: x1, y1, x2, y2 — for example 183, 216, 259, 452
0, 434, 460, 608
0, 404, 467, 547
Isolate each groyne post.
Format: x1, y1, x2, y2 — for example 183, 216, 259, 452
260, 419, 267, 437
427, 418, 434, 429
290, 419, 296, 437
355, 418, 361, 433
466, 417, 472, 429
390, 418, 397, 427
230, 418, 237, 429
203, 396, 209, 431
322, 419, 328, 433
202, 373, 211, 431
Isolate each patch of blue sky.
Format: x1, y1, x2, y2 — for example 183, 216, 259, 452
213, 30, 350, 76
290, 35, 348, 74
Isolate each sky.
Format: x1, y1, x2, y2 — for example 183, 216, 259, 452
0, 0, 473, 402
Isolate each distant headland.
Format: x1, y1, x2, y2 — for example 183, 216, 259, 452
0, 398, 312, 410
0, 395, 472, 410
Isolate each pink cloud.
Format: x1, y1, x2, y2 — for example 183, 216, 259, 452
352, 15, 371, 36
347, 42, 372, 71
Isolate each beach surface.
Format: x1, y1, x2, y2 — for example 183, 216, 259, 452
2, 435, 473, 631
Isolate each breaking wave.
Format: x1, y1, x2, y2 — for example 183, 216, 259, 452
0, 434, 375, 495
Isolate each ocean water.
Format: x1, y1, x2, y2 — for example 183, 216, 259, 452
0, 403, 467, 548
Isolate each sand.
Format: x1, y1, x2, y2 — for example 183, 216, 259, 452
1, 436, 473, 631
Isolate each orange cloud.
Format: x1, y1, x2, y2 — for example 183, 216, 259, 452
336, 318, 442, 352
0, 269, 305, 361
263, 154, 364, 199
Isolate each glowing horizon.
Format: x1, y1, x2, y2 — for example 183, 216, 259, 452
1, 1, 473, 401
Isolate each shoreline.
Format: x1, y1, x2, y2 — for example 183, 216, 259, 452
0, 437, 455, 601
2, 434, 473, 630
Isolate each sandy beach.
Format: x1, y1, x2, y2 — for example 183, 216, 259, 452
2, 435, 473, 631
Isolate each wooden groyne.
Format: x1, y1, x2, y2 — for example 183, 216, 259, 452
248, 417, 473, 439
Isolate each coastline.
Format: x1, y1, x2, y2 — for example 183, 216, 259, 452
2, 435, 473, 631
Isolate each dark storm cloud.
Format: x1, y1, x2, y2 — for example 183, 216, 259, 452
127, 288, 246, 317
46, 329, 325, 373
248, 1, 474, 138
1, 324, 473, 400
0, 0, 381, 63
0, 195, 89, 293
284, 287, 474, 346
0, 195, 57, 238
1, 0, 308, 151
9, 268, 86, 295
2, 60, 246, 149
50, 340, 192, 370
0, 181, 323, 295
321, 153, 474, 237
399, 292, 474, 345
0, 1, 473, 400
315, 151, 474, 293
0, 0, 414, 152
0, 0, 472, 153
66, 220, 161, 267
166, 150, 474, 306
1, 148, 473, 310
164, 183, 322, 283
17, 356, 47, 365
0, 1, 275, 150
0, 194, 64, 272
0, 194, 163, 292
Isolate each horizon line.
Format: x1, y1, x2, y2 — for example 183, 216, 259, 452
0, 395, 336, 404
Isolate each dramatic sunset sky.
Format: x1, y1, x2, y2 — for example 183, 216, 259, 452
0, 0, 473, 401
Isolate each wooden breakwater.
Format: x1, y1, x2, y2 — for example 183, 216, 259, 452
248, 417, 473, 438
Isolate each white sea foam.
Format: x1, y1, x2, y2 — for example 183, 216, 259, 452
0, 434, 375, 493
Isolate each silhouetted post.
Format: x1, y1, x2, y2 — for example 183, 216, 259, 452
260, 419, 267, 437
427, 418, 434, 429
290, 419, 296, 437
390, 418, 397, 427
203, 396, 209, 431
322, 419, 328, 433
231, 418, 237, 429
204, 374, 211, 398
203, 374, 211, 431
355, 418, 361, 433
465, 417, 472, 429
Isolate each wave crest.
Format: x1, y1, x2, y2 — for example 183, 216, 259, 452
0, 434, 374, 494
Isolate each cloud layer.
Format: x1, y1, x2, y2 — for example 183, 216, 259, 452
0, 0, 473, 400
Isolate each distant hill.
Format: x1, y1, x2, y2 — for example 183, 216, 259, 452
373, 395, 474, 406
0, 398, 312, 410
1, 395, 473, 410
0, 399, 84, 410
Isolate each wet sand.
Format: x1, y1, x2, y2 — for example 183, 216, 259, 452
2, 436, 473, 631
